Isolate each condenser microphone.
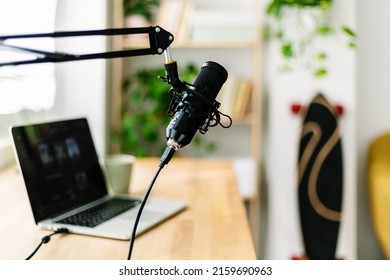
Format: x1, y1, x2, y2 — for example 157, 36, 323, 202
165, 61, 228, 151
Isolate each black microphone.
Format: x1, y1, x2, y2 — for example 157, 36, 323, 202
165, 61, 228, 150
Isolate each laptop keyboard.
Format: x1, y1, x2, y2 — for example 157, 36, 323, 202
57, 198, 141, 228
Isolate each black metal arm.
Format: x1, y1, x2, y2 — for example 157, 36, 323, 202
0, 26, 174, 66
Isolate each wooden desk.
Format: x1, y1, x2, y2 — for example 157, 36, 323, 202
0, 158, 256, 260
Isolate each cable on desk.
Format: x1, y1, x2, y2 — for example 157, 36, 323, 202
127, 147, 175, 260
126, 164, 163, 260
25, 228, 69, 260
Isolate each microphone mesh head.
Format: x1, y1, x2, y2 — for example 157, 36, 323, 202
193, 61, 228, 100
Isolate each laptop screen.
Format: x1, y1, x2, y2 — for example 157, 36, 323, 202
11, 118, 107, 223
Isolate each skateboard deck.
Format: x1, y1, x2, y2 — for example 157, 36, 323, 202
296, 93, 343, 259
367, 133, 390, 259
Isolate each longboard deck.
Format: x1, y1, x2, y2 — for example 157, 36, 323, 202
296, 93, 343, 260
367, 133, 390, 259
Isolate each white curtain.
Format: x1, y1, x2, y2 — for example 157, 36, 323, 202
0, 0, 57, 114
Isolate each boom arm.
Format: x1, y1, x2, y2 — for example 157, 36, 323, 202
0, 26, 174, 67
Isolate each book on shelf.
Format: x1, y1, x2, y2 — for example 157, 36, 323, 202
217, 76, 253, 121
233, 79, 253, 120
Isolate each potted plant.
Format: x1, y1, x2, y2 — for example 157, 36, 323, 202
123, 0, 160, 27
264, 0, 356, 77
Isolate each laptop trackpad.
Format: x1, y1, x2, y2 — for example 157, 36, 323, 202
100, 209, 163, 228
97, 210, 164, 236
120, 210, 162, 222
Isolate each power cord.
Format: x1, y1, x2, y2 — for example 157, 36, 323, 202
127, 147, 175, 260
25, 228, 69, 260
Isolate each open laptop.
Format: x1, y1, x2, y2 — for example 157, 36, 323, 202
10, 117, 186, 240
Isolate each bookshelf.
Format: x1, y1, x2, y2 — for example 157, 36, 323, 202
108, 0, 262, 255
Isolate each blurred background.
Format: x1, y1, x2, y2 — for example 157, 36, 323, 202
0, 0, 388, 260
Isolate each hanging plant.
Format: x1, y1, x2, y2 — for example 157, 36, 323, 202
264, 0, 356, 77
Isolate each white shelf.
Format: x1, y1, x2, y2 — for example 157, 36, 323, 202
123, 38, 258, 50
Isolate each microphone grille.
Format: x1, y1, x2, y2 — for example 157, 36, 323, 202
193, 61, 228, 99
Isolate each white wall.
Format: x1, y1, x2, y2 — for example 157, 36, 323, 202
262, 0, 357, 259
356, 0, 388, 260
53, 0, 108, 156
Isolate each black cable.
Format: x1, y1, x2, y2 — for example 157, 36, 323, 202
25, 228, 69, 260
127, 147, 175, 260
126, 165, 163, 260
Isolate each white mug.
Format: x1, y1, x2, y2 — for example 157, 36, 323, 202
100, 154, 136, 195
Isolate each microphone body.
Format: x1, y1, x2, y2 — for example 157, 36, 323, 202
165, 61, 228, 150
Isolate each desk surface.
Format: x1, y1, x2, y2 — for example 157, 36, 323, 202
0, 158, 256, 260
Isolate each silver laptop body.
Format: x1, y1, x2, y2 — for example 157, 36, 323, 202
10, 117, 186, 240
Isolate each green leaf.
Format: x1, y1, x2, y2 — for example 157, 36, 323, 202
315, 52, 327, 60
281, 43, 294, 58
348, 42, 357, 49
319, 0, 332, 10
314, 68, 328, 77
317, 25, 333, 35
342, 26, 356, 37
266, 0, 283, 17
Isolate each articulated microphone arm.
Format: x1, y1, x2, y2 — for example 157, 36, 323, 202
0, 26, 231, 166
0, 26, 174, 67
0, 25, 186, 112
0, 25, 183, 164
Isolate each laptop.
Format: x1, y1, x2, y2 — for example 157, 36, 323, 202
10, 117, 187, 240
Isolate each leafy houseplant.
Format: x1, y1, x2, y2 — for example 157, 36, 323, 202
117, 64, 216, 157
123, 0, 160, 22
264, 0, 356, 77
